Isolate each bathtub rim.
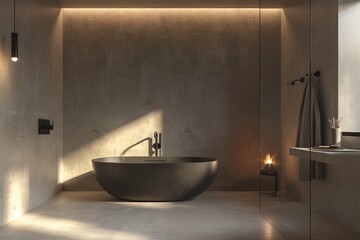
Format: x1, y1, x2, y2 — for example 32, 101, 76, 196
92, 156, 218, 164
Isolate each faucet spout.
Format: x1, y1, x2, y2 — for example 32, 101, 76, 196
152, 131, 162, 156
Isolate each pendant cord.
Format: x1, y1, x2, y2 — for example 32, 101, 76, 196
13, 0, 16, 32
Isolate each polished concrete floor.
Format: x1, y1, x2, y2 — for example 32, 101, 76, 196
260, 193, 360, 240
0, 191, 285, 240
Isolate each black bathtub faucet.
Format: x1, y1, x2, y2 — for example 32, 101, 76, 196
152, 131, 162, 156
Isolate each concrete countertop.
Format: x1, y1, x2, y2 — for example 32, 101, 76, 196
289, 147, 360, 167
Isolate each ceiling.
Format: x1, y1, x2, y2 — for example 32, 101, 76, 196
60, 0, 286, 8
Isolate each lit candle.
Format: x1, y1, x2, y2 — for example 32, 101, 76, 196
264, 153, 275, 171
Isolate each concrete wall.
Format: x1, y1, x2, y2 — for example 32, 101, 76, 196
312, 0, 339, 145
310, 0, 360, 237
339, 0, 360, 132
259, 10, 282, 191
277, 0, 360, 237
63, 9, 281, 191
279, 0, 338, 199
280, 0, 311, 200
261, 0, 338, 238
259, 1, 312, 239
0, 0, 63, 227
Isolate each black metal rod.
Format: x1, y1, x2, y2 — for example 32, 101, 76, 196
13, 0, 16, 32
11, 0, 18, 62
11, 32, 18, 62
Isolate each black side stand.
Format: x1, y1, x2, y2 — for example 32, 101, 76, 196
260, 169, 278, 196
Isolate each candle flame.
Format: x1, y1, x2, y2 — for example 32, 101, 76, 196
264, 154, 274, 165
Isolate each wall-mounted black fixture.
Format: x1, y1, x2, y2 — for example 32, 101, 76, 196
11, 0, 18, 62
38, 119, 54, 135
313, 70, 321, 77
287, 70, 321, 86
287, 74, 308, 86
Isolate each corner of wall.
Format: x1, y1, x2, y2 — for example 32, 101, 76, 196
0, 0, 64, 227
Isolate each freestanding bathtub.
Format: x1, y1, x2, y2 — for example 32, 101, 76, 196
92, 157, 218, 201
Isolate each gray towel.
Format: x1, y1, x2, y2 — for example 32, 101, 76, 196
296, 77, 324, 180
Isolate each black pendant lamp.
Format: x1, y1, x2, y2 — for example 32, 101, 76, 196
11, 0, 18, 62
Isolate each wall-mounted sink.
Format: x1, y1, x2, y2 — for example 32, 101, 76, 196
290, 147, 360, 166
311, 148, 360, 153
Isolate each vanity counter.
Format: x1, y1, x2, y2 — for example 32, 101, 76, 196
290, 147, 360, 167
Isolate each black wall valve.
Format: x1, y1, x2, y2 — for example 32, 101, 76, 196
38, 119, 54, 135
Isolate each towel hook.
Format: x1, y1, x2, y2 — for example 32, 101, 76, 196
313, 70, 321, 77
287, 71, 321, 86
287, 80, 295, 86
287, 74, 309, 86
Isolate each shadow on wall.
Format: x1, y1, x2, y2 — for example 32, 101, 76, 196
63, 171, 102, 191
62, 110, 164, 190
121, 137, 153, 156
63, 137, 153, 191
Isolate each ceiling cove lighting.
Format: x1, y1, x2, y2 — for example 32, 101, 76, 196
62, 8, 281, 11
11, 0, 18, 62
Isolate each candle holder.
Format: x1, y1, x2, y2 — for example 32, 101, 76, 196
260, 153, 278, 196
264, 162, 274, 171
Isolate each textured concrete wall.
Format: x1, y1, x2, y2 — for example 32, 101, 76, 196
309, 0, 360, 236
339, 1, 360, 132
0, 0, 63, 227
63, 9, 281, 191
277, 0, 338, 197
261, 1, 312, 239
275, 0, 360, 238
312, 0, 338, 145
280, 0, 311, 200
259, 10, 281, 191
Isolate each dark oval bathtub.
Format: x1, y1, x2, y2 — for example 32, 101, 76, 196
92, 157, 218, 201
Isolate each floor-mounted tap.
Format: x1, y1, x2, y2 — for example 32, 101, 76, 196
152, 131, 162, 156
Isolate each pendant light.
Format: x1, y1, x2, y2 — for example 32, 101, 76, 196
11, 0, 18, 62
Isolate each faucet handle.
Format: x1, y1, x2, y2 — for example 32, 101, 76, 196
154, 131, 158, 138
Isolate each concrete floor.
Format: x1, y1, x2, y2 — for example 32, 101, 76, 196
260, 193, 360, 240
0, 191, 285, 240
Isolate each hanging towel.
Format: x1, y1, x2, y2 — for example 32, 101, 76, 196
296, 77, 324, 181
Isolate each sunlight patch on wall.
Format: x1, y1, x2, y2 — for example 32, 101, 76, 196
62, 110, 163, 183
339, 0, 360, 132
0, 44, 10, 97
58, 156, 64, 185
3, 167, 29, 224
